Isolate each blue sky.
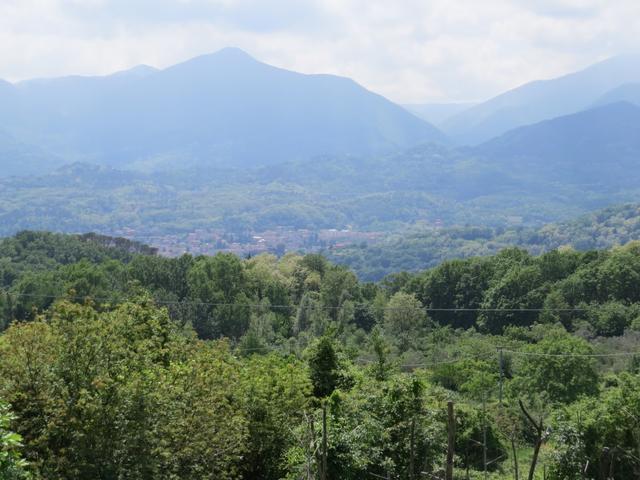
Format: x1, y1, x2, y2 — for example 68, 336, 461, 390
1, 0, 638, 103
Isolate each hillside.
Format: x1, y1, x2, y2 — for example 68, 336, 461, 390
0, 130, 62, 177
328, 203, 640, 280
444, 53, 640, 144
4, 130, 640, 245
473, 101, 640, 186
0, 48, 445, 176
594, 82, 640, 107
0, 143, 609, 239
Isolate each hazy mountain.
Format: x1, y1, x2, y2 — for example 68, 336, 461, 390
594, 83, 640, 107
0, 48, 445, 175
444, 54, 640, 144
0, 130, 63, 177
473, 102, 640, 186
403, 102, 476, 127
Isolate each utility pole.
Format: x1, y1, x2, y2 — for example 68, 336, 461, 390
446, 401, 455, 480
483, 394, 488, 480
306, 413, 314, 480
498, 347, 504, 406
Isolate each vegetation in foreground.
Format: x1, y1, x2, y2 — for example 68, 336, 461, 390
2, 231, 640, 479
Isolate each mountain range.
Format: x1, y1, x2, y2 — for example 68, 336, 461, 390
2, 48, 640, 177
2, 48, 640, 258
443, 53, 640, 144
0, 47, 445, 176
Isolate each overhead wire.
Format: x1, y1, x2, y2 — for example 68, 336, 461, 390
0, 288, 591, 312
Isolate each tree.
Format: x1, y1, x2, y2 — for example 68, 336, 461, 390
509, 330, 598, 403
383, 292, 428, 351
413, 258, 492, 329
549, 373, 640, 479
319, 375, 442, 479
584, 301, 637, 337
237, 354, 312, 480
369, 327, 392, 381
0, 401, 29, 479
308, 336, 341, 399
479, 264, 546, 333
0, 300, 250, 480
187, 254, 251, 339
320, 266, 359, 321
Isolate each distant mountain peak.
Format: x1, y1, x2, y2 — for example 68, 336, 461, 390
190, 47, 258, 65
162, 46, 262, 76
110, 64, 159, 79
213, 46, 255, 59
445, 53, 640, 144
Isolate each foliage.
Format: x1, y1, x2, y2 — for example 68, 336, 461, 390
0, 401, 30, 479
508, 329, 599, 404
0, 231, 639, 479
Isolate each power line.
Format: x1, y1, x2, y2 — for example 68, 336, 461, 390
0, 289, 591, 313
357, 356, 474, 368
502, 348, 640, 358
4, 291, 639, 360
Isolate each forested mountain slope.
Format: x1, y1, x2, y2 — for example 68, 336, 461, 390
329, 203, 640, 280
473, 101, 640, 186
5, 137, 640, 240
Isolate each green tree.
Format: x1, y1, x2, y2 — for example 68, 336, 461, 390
509, 330, 598, 403
187, 253, 251, 339
479, 264, 546, 333
308, 336, 341, 399
549, 373, 640, 479
412, 257, 492, 329
238, 354, 312, 480
320, 266, 359, 321
0, 401, 29, 479
383, 292, 428, 351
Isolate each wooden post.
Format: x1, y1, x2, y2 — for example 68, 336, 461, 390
446, 401, 455, 480
321, 403, 328, 480
519, 399, 544, 480
498, 348, 504, 406
511, 437, 519, 480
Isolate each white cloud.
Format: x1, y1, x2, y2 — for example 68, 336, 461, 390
0, 0, 639, 103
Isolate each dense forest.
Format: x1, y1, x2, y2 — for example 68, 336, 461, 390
330, 203, 640, 280
4, 139, 640, 240
2, 231, 640, 479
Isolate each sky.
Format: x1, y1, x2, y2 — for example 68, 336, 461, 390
1, 0, 639, 103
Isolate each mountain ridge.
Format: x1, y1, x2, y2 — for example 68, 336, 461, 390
444, 53, 640, 144
0, 47, 446, 176
472, 101, 640, 186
